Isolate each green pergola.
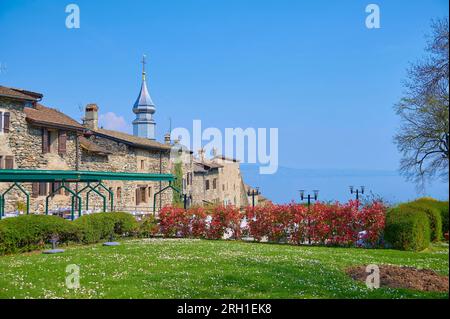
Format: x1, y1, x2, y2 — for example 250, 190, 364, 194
0, 169, 175, 220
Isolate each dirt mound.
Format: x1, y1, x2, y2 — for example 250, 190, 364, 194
346, 265, 449, 292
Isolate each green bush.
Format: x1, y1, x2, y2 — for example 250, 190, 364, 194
137, 215, 159, 237
384, 206, 431, 251
0, 215, 79, 255
440, 203, 449, 235
414, 198, 449, 235
399, 202, 442, 242
74, 212, 138, 243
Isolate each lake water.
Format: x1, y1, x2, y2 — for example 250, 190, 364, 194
240, 165, 449, 204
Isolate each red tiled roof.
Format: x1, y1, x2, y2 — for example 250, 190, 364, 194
94, 128, 172, 151
79, 136, 112, 155
0, 85, 39, 101
25, 103, 85, 130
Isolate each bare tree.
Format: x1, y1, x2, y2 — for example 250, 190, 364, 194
394, 18, 449, 188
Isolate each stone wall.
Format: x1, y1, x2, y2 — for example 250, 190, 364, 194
0, 97, 172, 215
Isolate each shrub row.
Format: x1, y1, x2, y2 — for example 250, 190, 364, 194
158, 201, 386, 247
384, 206, 430, 251
384, 198, 448, 251
0, 212, 138, 255
158, 205, 242, 239
245, 201, 386, 247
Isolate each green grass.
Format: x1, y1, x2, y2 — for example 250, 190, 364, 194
0, 239, 448, 299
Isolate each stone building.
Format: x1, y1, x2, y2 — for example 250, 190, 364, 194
188, 150, 248, 207
0, 60, 267, 215
0, 65, 173, 214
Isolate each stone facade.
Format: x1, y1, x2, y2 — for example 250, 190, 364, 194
0, 85, 264, 215
189, 154, 248, 208
0, 93, 172, 215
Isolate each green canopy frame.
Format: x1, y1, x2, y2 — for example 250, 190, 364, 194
45, 182, 82, 221
0, 169, 175, 221
77, 182, 107, 212
0, 182, 30, 218
86, 182, 114, 212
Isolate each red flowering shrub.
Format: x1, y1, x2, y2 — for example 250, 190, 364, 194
159, 200, 386, 247
158, 206, 190, 237
290, 204, 308, 244
359, 201, 386, 246
245, 205, 271, 241
245, 200, 386, 247
207, 205, 243, 240
188, 206, 207, 238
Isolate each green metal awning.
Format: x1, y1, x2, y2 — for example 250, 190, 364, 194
0, 169, 175, 183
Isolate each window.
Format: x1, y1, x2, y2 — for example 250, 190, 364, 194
205, 180, 210, 190
0, 111, 10, 134
42, 129, 64, 154
213, 178, 217, 190
141, 187, 147, 203
0, 156, 3, 169
136, 186, 148, 205
222, 184, 225, 191
140, 160, 145, 170
0, 156, 13, 169
117, 187, 122, 201
51, 182, 63, 195
38, 182, 48, 196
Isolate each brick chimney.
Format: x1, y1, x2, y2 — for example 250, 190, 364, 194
83, 104, 98, 130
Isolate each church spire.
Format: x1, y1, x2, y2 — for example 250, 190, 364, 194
141, 54, 146, 81
132, 54, 156, 140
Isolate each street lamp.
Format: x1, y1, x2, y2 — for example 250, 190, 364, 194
299, 189, 319, 245
248, 187, 261, 208
349, 186, 365, 200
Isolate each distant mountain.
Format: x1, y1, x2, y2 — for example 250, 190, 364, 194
240, 164, 449, 204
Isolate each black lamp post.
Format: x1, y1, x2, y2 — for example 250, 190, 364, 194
299, 190, 319, 245
247, 187, 260, 208
349, 186, 365, 201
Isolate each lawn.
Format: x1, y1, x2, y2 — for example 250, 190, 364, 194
0, 239, 448, 299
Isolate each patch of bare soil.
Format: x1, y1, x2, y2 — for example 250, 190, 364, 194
346, 265, 449, 292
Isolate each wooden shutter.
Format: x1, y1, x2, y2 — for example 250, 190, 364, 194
3, 112, 10, 133
58, 131, 67, 154
42, 128, 49, 153
5, 156, 13, 169
0, 111, 3, 131
32, 183, 39, 198
39, 182, 47, 196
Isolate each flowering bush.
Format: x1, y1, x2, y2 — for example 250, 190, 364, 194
160, 200, 386, 247
246, 200, 386, 247
158, 206, 190, 237
207, 205, 243, 240
188, 206, 207, 238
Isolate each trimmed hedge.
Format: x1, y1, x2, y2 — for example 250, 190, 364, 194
414, 198, 449, 235
74, 212, 138, 243
0, 212, 139, 255
399, 202, 442, 242
384, 206, 430, 251
0, 215, 79, 255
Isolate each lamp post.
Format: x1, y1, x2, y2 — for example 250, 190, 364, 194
299, 190, 319, 245
349, 186, 365, 200
247, 187, 260, 208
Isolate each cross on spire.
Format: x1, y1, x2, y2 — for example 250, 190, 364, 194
141, 54, 147, 80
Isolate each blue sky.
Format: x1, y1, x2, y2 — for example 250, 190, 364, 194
0, 0, 448, 202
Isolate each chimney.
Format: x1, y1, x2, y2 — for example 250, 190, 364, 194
164, 132, 171, 145
83, 104, 98, 130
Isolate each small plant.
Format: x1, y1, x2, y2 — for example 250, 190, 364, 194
16, 201, 27, 214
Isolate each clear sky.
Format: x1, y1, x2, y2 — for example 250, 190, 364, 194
0, 0, 448, 201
